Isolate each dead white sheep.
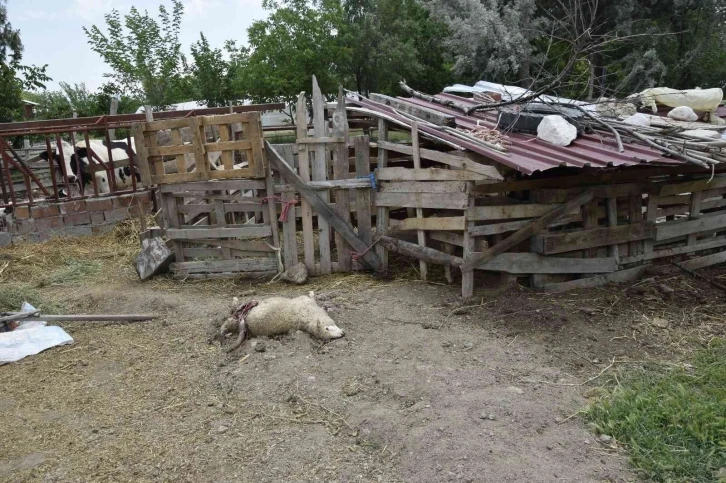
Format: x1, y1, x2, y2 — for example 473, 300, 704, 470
220, 292, 344, 352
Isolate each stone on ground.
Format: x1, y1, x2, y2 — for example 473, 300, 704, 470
622, 113, 651, 127
668, 106, 699, 122
135, 237, 175, 281
280, 263, 309, 284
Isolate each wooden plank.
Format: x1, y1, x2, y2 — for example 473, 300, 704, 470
312, 76, 332, 275
147, 144, 196, 157
375, 191, 469, 210
655, 212, 726, 241
297, 136, 345, 144
532, 223, 654, 255
133, 124, 153, 187
377, 167, 489, 181
354, 136, 373, 247
659, 176, 726, 197
629, 195, 644, 257
145, 118, 191, 131
171, 258, 277, 274
246, 112, 266, 179
468, 204, 568, 221
214, 126, 234, 171
460, 190, 595, 272
277, 179, 370, 191
376, 119, 389, 271
166, 226, 272, 240
469, 220, 530, 237
399, 216, 465, 231
296, 93, 315, 272
643, 194, 659, 254
380, 181, 467, 194
281, 189, 298, 269
183, 248, 224, 259
606, 198, 619, 262
428, 231, 488, 251
198, 112, 256, 126
462, 184, 476, 298
369, 93, 456, 127
542, 266, 647, 293
191, 239, 274, 252
583, 200, 600, 258
410, 123, 427, 281
170, 129, 186, 175
622, 236, 726, 264
375, 141, 502, 179
266, 141, 382, 272
158, 180, 265, 193
332, 86, 352, 272
264, 161, 281, 250
173, 271, 275, 281
677, 250, 726, 271
476, 253, 618, 274
687, 191, 703, 246
189, 117, 210, 181
204, 140, 253, 154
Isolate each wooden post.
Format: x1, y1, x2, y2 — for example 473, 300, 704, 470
462, 182, 476, 298
354, 136, 372, 247
643, 193, 659, 255
687, 191, 703, 246
296, 93, 315, 273
332, 87, 352, 272
311, 76, 332, 275
411, 122, 427, 281
108, 97, 119, 141
606, 198, 619, 263
628, 195, 643, 257
443, 243, 454, 283
376, 119, 389, 271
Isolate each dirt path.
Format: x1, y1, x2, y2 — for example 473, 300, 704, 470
2, 267, 724, 482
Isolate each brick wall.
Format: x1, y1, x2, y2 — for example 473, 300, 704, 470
0, 191, 154, 247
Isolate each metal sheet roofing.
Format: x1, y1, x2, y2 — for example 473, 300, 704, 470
351, 92, 687, 175
412, 93, 683, 175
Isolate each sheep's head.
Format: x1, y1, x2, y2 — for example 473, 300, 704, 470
304, 292, 344, 340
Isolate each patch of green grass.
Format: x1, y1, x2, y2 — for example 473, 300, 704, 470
586, 340, 726, 482
39, 258, 101, 287
0, 284, 66, 314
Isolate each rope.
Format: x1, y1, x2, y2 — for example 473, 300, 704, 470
351, 236, 382, 262
261, 196, 299, 222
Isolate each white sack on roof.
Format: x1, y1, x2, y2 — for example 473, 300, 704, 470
537, 115, 577, 147
668, 106, 699, 122
681, 129, 722, 139
632, 87, 723, 115
445, 81, 594, 110
623, 113, 651, 127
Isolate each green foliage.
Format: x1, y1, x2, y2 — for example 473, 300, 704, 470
244, 0, 345, 105
0, 0, 50, 122
84, 0, 189, 109
190, 34, 248, 107
586, 341, 726, 482
243, 0, 451, 103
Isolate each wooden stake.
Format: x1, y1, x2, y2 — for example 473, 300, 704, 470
411, 122, 427, 281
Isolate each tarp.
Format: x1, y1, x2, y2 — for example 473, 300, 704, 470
0, 303, 73, 364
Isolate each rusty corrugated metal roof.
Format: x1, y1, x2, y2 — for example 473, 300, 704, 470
351, 93, 687, 175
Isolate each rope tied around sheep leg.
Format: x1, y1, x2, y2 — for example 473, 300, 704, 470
261, 196, 299, 222
351, 237, 383, 262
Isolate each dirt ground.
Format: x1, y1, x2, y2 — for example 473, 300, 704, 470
2, 259, 725, 482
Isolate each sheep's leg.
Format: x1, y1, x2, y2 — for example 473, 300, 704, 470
226, 319, 248, 353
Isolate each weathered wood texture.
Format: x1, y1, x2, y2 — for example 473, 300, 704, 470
133, 111, 266, 185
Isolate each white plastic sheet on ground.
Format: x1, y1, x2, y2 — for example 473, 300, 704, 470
635, 87, 724, 113
0, 303, 73, 364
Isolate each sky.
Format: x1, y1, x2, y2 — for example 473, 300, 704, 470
7, 0, 269, 91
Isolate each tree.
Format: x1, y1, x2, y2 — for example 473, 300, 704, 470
242, 0, 451, 104
0, 0, 50, 122
190, 34, 248, 107
84, 0, 188, 109
243, 0, 345, 106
